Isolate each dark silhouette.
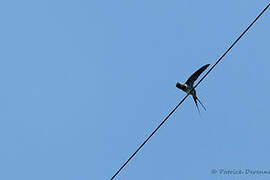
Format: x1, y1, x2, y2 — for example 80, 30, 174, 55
176, 64, 210, 114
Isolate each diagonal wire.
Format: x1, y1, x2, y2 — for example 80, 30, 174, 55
111, 3, 270, 180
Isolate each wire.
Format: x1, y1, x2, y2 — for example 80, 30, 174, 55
110, 3, 270, 180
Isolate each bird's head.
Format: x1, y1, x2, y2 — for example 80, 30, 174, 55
176, 82, 185, 90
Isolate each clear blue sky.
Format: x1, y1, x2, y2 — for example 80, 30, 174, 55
0, 0, 269, 180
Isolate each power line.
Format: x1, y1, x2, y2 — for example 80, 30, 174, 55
110, 3, 270, 180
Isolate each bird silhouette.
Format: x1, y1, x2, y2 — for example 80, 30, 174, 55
176, 64, 210, 115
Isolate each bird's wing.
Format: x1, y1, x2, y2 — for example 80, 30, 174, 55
185, 64, 210, 86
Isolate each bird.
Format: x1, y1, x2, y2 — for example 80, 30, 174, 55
176, 64, 210, 115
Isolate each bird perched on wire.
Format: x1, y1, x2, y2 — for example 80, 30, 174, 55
176, 64, 210, 115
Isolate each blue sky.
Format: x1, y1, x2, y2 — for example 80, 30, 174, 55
0, 0, 270, 180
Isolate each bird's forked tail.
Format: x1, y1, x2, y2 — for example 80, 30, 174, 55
196, 96, 207, 111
